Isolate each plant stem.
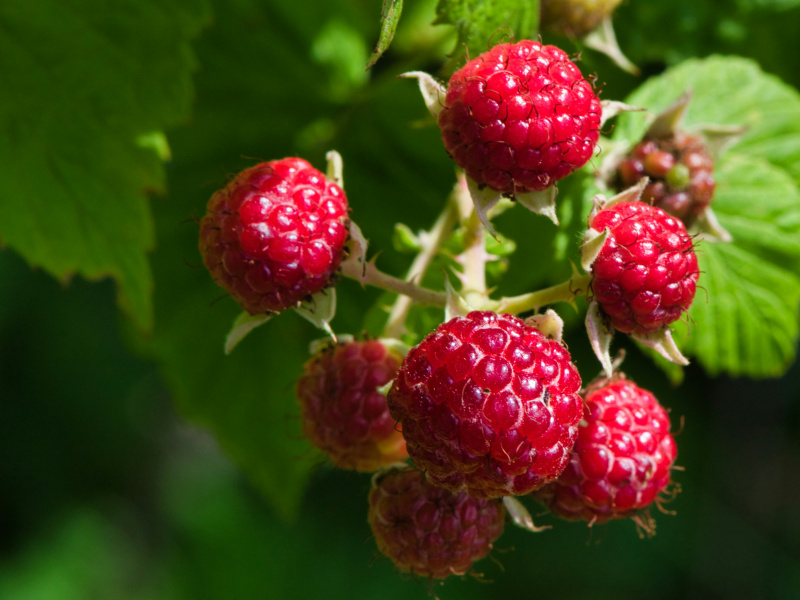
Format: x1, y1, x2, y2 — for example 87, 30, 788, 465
340, 256, 448, 308
452, 171, 489, 306
488, 273, 593, 315
461, 209, 487, 298
383, 199, 459, 338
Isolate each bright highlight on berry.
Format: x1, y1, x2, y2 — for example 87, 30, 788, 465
437, 40, 601, 196
533, 377, 677, 532
199, 157, 350, 314
387, 311, 583, 499
296, 339, 407, 471
368, 467, 506, 579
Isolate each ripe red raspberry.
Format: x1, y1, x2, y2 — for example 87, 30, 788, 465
199, 158, 349, 314
437, 40, 601, 195
533, 378, 677, 526
616, 133, 716, 225
368, 467, 505, 579
296, 339, 407, 471
588, 201, 699, 335
387, 311, 583, 499
540, 0, 623, 38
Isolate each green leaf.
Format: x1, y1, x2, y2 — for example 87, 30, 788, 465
672, 154, 800, 377
737, 0, 800, 10
366, 0, 404, 70
311, 19, 369, 102
486, 231, 516, 257
614, 56, 800, 186
611, 56, 800, 377
435, 0, 540, 74
0, 0, 210, 332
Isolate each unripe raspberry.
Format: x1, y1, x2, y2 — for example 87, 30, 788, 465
588, 201, 699, 335
616, 133, 716, 225
540, 0, 623, 39
533, 378, 677, 526
368, 467, 505, 579
199, 158, 349, 314
387, 311, 583, 499
297, 339, 407, 471
438, 41, 601, 195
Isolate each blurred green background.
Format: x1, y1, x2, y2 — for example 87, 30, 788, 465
2, 0, 800, 598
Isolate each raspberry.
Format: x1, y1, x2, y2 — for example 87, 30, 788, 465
296, 339, 408, 471
387, 311, 583, 499
616, 133, 716, 225
368, 467, 505, 579
199, 157, 349, 314
437, 40, 601, 195
533, 378, 677, 526
540, 0, 623, 38
588, 201, 699, 335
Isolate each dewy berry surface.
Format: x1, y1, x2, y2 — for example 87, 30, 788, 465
199, 157, 349, 314
438, 40, 601, 195
297, 339, 407, 472
368, 467, 505, 579
387, 311, 583, 499
533, 378, 677, 525
589, 201, 699, 334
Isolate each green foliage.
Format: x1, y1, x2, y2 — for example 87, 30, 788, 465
366, 0, 405, 70
615, 56, 800, 185
3, 1, 800, 598
674, 156, 800, 376
613, 56, 800, 376
435, 0, 540, 73
0, 0, 210, 331
132, 0, 457, 517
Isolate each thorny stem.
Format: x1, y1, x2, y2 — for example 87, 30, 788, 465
489, 272, 593, 315
383, 197, 459, 339
340, 256, 448, 309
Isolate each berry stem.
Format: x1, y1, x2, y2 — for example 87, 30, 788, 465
457, 173, 489, 303
340, 256, 448, 308
490, 272, 593, 315
383, 196, 460, 338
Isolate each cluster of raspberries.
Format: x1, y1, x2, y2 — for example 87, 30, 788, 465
293, 312, 679, 579
197, 39, 693, 581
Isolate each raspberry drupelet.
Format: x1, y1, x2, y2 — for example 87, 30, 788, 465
588, 201, 699, 335
387, 311, 583, 499
616, 133, 717, 225
437, 40, 602, 195
533, 377, 677, 527
199, 157, 349, 314
368, 467, 506, 579
297, 339, 407, 471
